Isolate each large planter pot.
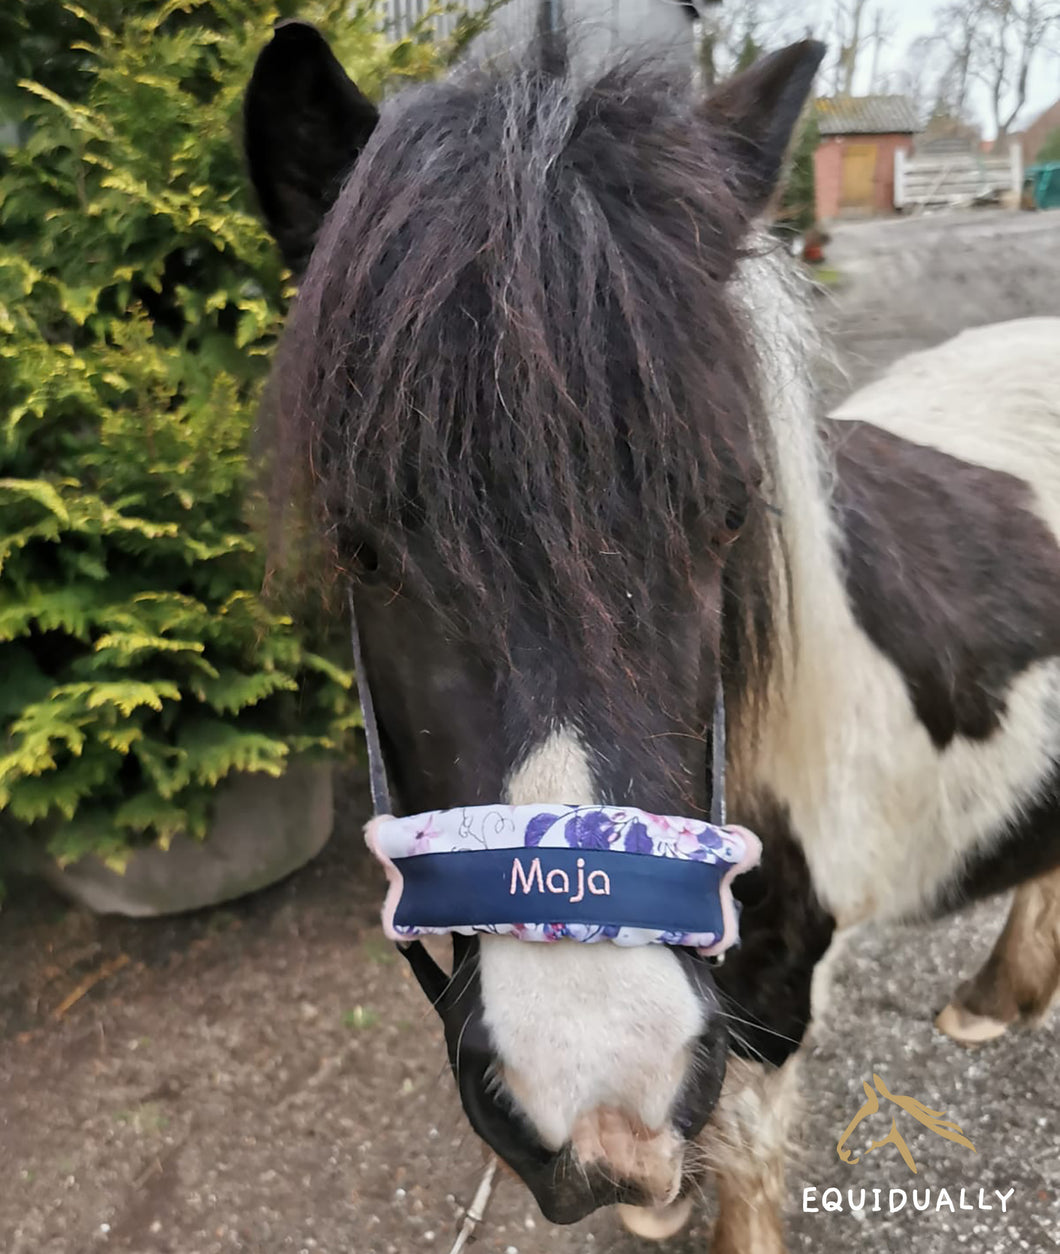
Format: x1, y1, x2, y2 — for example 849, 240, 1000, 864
42, 759, 334, 917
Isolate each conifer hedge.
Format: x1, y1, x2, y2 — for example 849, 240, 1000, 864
0, 1, 478, 876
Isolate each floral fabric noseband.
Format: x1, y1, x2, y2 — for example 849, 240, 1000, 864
366, 804, 761, 955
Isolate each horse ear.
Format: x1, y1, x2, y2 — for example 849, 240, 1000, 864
244, 22, 379, 272
702, 40, 826, 214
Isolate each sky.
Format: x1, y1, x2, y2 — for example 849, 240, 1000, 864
762, 0, 1060, 137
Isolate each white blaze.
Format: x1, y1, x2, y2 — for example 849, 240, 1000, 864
476, 727, 703, 1194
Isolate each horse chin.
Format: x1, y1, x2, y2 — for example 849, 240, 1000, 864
526, 1157, 678, 1225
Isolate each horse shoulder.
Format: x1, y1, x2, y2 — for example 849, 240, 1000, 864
822, 414, 1060, 747
818, 322, 1060, 911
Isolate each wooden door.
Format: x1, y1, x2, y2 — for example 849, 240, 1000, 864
841, 142, 878, 209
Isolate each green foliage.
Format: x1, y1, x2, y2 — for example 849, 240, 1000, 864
0, 0, 471, 871
1036, 126, 1060, 165
0, 1, 133, 128
734, 32, 763, 74
778, 112, 820, 235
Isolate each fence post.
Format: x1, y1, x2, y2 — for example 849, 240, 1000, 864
894, 146, 906, 209
1009, 140, 1023, 199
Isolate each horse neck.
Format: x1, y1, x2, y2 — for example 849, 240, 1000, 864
730, 250, 875, 794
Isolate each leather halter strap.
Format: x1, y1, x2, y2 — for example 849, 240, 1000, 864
346, 588, 393, 817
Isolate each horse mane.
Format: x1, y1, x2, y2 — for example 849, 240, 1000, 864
265, 48, 783, 700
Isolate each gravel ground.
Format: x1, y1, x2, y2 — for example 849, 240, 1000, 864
815, 207, 1060, 406
1, 209, 1058, 1254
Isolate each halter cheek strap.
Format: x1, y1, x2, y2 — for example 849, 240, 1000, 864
349, 588, 449, 998
347, 587, 393, 817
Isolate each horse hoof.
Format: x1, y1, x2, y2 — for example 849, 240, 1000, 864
935, 1001, 1011, 1045
617, 1195, 694, 1241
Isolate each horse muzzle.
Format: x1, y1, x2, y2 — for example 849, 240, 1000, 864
411, 937, 730, 1223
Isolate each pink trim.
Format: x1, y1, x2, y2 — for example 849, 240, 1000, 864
365, 815, 406, 941
697, 824, 762, 957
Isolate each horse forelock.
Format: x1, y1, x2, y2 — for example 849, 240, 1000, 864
265, 54, 785, 702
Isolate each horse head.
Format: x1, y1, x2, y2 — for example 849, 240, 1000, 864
245, 25, 824, 1223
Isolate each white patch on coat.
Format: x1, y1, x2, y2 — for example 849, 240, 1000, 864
807, 928, 856, 1033
704, 1053, 802, 1179
830, 319, 1060, 538
476, 727, 704, 1196
503, 727, 597, 809
480, 937, 702, 1155
733, 257, 1060, 927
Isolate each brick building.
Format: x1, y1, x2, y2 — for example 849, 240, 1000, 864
813, 95, 920, 220
1014, 99, 1060, 164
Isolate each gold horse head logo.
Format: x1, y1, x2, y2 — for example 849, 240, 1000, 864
836, 1073, 976, 1175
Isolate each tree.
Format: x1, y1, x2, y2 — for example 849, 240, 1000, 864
699, 0, 816, 86
892, 35, 941, 124
974, 0, 1057, 146
708, 0, 887, 99
831, 0, 871, 94
930, 0, 981, 120
925, 0, 1060, 144
778, 112, 820, 232
0, 0, 476, 877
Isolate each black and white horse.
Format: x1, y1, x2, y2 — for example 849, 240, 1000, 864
244, 25, 1060, 1250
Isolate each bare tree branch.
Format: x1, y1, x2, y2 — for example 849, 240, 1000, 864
925, 0, 1060, 142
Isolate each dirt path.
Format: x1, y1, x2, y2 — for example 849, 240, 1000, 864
2, 210, 1059, 1254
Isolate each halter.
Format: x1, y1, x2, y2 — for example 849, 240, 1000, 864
349, 589, 759, 1007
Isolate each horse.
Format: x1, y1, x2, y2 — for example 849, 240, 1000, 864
243, 24, 1060, 1251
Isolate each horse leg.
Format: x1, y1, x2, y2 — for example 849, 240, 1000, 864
705, 1055, 800, 1254
936, 866, 1060, 1045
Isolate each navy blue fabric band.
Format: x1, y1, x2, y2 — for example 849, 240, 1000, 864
392, 846, 729, 935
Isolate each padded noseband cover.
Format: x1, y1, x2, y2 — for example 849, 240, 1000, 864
366, 803, 761, 955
